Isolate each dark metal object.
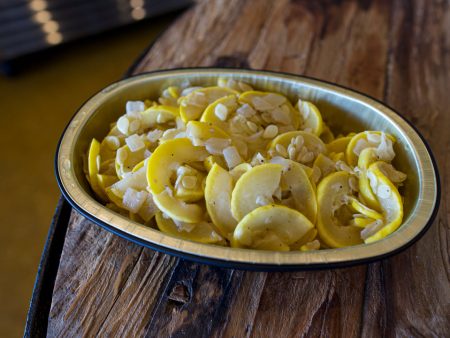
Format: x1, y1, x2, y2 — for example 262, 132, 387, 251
0, 0, 192, 63
24, 198, 72, 337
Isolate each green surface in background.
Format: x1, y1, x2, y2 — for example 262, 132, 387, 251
0, 15, 174, 337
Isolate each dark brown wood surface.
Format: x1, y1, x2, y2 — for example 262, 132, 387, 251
47, 1, 449, 336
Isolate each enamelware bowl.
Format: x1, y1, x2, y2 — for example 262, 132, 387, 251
55, 68, 440, 270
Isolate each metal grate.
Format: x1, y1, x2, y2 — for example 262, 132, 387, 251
0, 0, 192, 62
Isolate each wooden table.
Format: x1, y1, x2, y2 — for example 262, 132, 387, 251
26, 1, 449, 336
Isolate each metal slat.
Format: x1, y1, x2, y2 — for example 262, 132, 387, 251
0, 0, 192, 62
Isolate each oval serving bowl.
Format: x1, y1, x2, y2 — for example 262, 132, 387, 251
56, 68, 440, 270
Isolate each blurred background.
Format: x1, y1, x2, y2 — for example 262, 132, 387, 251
0, 1, 190, 336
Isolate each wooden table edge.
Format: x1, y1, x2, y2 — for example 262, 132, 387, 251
24, 197, 72, 337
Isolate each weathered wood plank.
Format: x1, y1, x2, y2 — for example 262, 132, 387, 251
251, 270, 366, 337
146, 261, 240, 337
214, 271, 267, 338
47, 0, 449, 336
139, 1, 389, 337
134, 0, 250, 72
48, 214, 143, 336
370, 0, 450, 336
97, 250, 177, 337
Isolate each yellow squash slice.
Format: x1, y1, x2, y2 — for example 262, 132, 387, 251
239, 91, 300, 129
140, 105, 179, 128
105, 166, 148, 209
290, 228, 318, 250
99, 126, 125, 162
231, 163, 283, 221
233, 205, 314, 251
174, 165, 205, 203
167, 86, 180, 99
129, 211, 145, 223
115, 145, 146, 179
317, 171, 363, 248
326, 136, 352, 154
346, 131, 396, 166
351, 217, 376, 228
268, 131, 326, 158
320, 124, 335, 143
280, 160, 317, 224
347, 196, 383, 220
204, 155, 227, 171
186, 120, 230, 142
298, 162, 314, 178
229, 163, 252, 183
296, 100, 324, 136
329, 152, 345, 162
147, 138, 209, 223
363, 161, 404, 243
358, 148, 381, 211
200, 94, 239, 130
205, 164, 238, 239
155, 212, 223, 244
312, 154, 336, 181
180, 87, 238, 122
300, 240, 321, 252
99, 140, 117, 163
97, 174, 119, 192
87, 138, 108, 201
131, 159, 146, 172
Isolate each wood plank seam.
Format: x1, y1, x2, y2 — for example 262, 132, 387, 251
145, 258, 187, 330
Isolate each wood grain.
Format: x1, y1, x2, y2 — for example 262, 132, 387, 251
48, 0, 449, 336
376, 1, 450, 336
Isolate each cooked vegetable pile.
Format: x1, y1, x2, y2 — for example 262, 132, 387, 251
85, 78, 407, 251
